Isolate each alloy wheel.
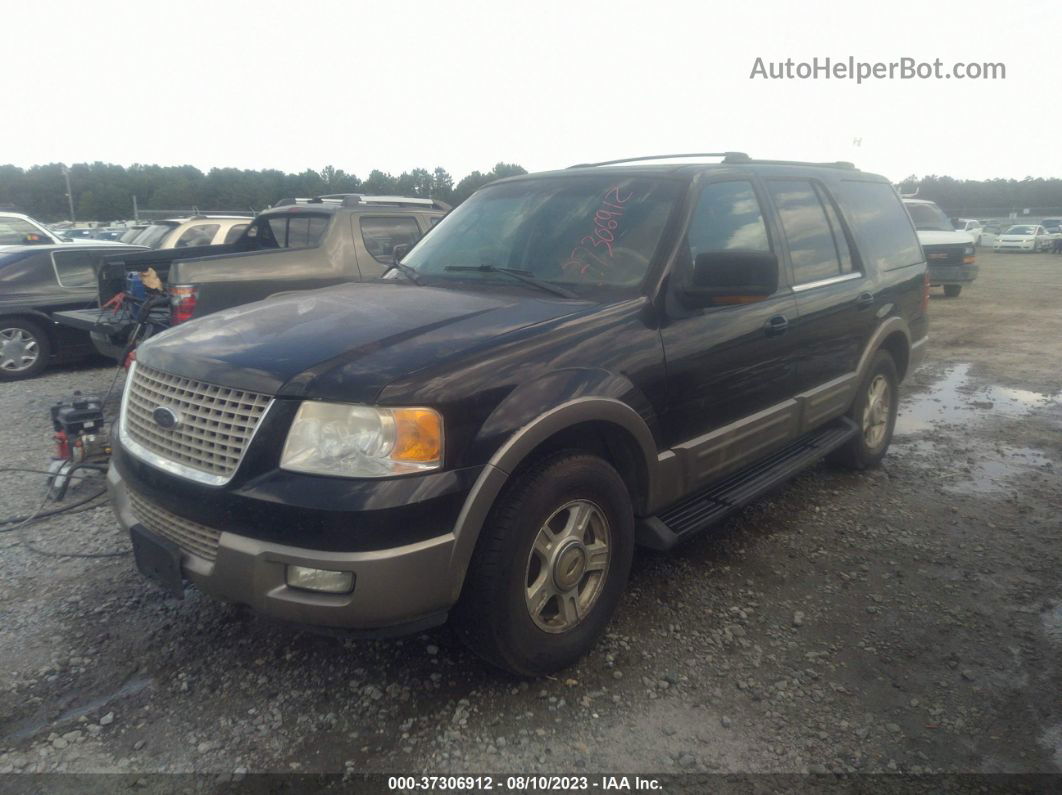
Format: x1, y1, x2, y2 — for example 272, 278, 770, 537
524, 499, 611, 633
862, 374, 891, 449
0, 328, 40, 372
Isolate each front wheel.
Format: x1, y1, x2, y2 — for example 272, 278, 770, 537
452, 451, 635, 676
830, 350, 899, 470
0, 319, 50, 381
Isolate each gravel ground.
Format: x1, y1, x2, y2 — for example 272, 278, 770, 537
0, 250, 1060, 784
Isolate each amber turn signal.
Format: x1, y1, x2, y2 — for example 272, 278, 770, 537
391, 408, 444, 464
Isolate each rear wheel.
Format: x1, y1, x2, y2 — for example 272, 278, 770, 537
0, 319, 50, 381
830, 350, 899, 470
943, 284, 962, 297
452, 451, 634, 676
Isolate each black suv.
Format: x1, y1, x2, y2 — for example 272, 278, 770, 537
111, 154, 928, 675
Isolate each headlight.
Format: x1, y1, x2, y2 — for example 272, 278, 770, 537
963, 245, 975, 256
280, 402, 443, 477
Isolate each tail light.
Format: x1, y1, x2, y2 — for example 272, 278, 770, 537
921, 270, 930, 314
169, 284, 198, 324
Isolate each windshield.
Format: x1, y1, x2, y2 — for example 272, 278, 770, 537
1005, 225, 1035, 235
0, 217, 51, 245
131, 222, 178, 248
119, 227, 144, 243
401, 175, 682, 292
905, 202, 953, 232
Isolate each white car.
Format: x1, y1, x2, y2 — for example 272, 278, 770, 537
953, 218, 983, 246
0, 212, 68, 249
993, 224, 1052, 253
128, 215, 251, 249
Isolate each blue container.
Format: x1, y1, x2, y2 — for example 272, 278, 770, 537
126, 271, 147, 300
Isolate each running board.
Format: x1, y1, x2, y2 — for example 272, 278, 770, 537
636, 417, 858, 551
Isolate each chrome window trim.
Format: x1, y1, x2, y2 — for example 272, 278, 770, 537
118, 362, 276, 487
791, 272, 862, 292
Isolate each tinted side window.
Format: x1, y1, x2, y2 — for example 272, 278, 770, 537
51, 250, 99, 288
223, 223, 248, 244
767, 180, 845, 284
687, 181, 771, 261
262, 215, 329, 248
815, 184, 855, 274
836, 181, 922, 271
174, 224, 219, 248
360, 217, 422, 263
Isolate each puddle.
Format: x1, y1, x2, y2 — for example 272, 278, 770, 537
892, 439, 1055, 495
896, 363, 1062, 434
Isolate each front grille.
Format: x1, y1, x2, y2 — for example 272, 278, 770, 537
922, 244, 965, 265
123, 364, 272, 481
129, 489, 221, 562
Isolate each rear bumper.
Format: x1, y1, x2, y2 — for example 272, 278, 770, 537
928, 264, 978, 285
109, 464, 458, 632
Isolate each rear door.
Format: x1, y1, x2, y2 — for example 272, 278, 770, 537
660, 177, 801, 488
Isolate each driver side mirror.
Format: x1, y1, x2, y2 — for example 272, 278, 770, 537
392, 243, 412, 264
682, 250, 778, 308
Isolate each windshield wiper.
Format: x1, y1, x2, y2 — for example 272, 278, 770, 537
381, 261, 422, 285
443, 265, 578, 299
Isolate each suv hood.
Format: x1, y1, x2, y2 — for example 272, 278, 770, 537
137, 282, 589, 401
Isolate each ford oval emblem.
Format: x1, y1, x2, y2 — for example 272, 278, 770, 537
152, 406, 180, 430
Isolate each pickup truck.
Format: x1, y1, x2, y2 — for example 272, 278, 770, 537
53, 195, 448, 359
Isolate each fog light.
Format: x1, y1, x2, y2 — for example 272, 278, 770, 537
285, 565, 355, 594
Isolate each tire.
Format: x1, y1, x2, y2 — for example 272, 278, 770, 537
943, 284, 962, 298
452, 450, 635, 676
830, 350, 899, 470
0, 318, 51, 381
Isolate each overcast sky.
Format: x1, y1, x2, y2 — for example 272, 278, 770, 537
5, 0, 1060, 183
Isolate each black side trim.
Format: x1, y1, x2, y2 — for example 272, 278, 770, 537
636, 417, 857, 550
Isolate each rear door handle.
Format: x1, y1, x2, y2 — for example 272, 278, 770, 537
764, 314, 789, 337
856, 291, 875, 310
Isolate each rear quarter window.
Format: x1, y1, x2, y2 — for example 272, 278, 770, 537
837, 181, 923, 271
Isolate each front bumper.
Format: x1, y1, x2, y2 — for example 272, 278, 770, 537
928, 264, 979, 285
109, 461, 463, 633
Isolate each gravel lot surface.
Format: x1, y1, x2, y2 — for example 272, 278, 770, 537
1, 251, 1060, 785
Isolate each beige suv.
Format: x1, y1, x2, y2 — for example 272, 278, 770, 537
129, 215, 251, 249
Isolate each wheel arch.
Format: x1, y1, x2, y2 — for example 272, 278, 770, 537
857, 316, 912, 383
445, 397, 659, 603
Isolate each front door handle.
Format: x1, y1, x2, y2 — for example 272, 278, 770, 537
764, 314, 789, 337
856, 291, 875, 310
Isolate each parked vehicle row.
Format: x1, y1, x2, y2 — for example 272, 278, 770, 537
108, 154, 929, 674
53, 197, 446, 361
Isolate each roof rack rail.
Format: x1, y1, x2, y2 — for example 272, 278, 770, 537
568, 153, 857, 170
568, 152, 750, 168
737, 158, 857, 170
273, 194, 451, 211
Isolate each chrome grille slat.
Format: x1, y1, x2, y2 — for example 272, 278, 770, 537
122, 364, 272, 481
128, 489, 221, 562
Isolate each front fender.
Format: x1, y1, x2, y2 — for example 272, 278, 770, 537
444, 371, 662, 603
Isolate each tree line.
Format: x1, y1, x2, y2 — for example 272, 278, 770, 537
896, 175, 1062, 217
3, 162, 1062, 223
0, 162, 528, 223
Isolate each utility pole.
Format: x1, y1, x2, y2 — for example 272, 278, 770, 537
132, 195, 139, 222
62, 165, 76, 224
